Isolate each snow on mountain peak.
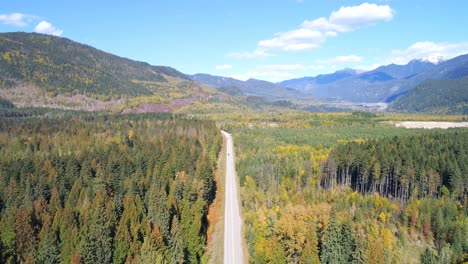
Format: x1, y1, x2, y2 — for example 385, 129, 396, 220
422, 55, 445, 64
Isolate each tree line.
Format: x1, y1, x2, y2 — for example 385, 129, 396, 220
324, 131, 467, 202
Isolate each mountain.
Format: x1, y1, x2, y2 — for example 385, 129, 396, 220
388, 76, 468, 114
188, 73, 306, 101
358, 71, 395, 82
0, 32, 198, 99
280, 55, 468, 102
0, 32, 229, 111
371, 59, 435, 79
278, 68, 358, 93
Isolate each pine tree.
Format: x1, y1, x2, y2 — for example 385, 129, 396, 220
82, 188, 114, 264
146, 185, 170, 242
0, 208, 16, 263
420, 248, 439, 264
320, 212, 345, 264
139, 224, 167, 264
15, 206, 37, 263
341, 223, 357, 263
37, 214, 60, 264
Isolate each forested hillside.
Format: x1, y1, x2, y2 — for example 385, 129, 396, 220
389, 77, 468, 114
231, 113, 467, 264
0, 113, 221, 263
0, 32, 193, 99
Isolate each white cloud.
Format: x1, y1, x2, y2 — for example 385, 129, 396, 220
309, 65, 326, 70
389, 41, 468, 64
228, 49, 273, 59
329, 2, 394, 30
257, 64, 307, 71
233, 2, 393, 55
0, 13, 29, 26
231, 70, 298, 82
258, 29, 324, 51
215, 64, 233, 70
317, 55, 363, 64
34, 21, 63, 36
354, 63, 382, 71
229, 64, 311, 82
302, 17, 346, 33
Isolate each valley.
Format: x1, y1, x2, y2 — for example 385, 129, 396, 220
0, 7, 467, 263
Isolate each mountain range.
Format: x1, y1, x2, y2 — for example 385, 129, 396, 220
190, 55, 468, 108
187, 73, 307, 101
279, 56, 468, 103
1, 32, 467, 114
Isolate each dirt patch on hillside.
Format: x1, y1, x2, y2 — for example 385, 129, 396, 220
123, 97, 200, 114
0, 85, 125, 111
122, 103, 173, 113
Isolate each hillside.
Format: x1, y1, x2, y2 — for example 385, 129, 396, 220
0, 32, 231, 111
0, 32, 194, 99
388, 77, 468, 114
188, 73, 307, 101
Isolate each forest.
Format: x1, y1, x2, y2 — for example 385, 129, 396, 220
388, 77, 468, 115
231, 112, 467, 264
0, 113, 221, 263
0, 108, 466, 264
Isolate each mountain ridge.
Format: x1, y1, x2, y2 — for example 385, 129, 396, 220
388, 76, 468, 114
187, 73, 307, 101
0, 32, 192, 99
279, 54, 468, 102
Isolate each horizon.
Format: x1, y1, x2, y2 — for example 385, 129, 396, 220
1, 0, 468, 82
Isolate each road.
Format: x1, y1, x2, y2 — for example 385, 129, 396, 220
222, 131, 244, 264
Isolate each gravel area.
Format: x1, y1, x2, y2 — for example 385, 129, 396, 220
394, 121, 468, 129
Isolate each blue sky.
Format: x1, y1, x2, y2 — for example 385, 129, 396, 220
1, 0, 468, 82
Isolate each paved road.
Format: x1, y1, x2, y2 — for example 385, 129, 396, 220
222, 131, 244, 264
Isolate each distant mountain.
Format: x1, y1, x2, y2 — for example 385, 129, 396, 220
0, 32, 192, 99
278, 68, 358, 92
280, 55, 468, 102
217, 86, 244, 96
371, 59, 435, 79
358, 71, 395, 82
388, 77, 468, 114
188, 73, 306, 101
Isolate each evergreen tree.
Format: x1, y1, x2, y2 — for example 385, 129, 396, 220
37, 215, 60, 264
139, 224, 167, 264
0, 208, 16, 263
420, 248, 439, 264
15, 206, 37, 263
82, 188, 114, 264
320, 212, 345, 264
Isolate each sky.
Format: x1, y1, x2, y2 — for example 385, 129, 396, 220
1, 0, 468, 82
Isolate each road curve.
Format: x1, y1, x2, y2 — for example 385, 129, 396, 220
221, 131, 244, 264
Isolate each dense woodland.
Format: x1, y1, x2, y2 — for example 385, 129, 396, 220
0, 113, 221, 263
233, 114, 467, 264
389, 77, 468, 115
325, 131, 467, 201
